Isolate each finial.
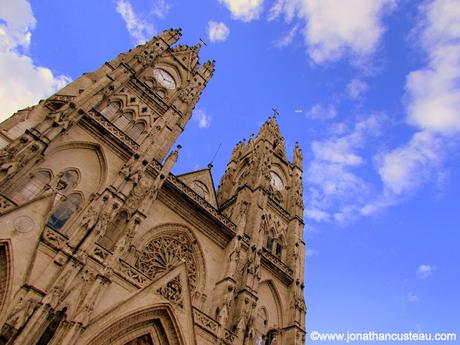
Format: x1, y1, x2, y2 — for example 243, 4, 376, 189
207, 163, 213, 169
272, 107, 279, 118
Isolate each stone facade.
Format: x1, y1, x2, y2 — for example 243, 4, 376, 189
0, 29, 306, 345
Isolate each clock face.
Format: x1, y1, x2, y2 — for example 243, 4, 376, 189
270, 171, 284, 190
153, 68, 176, 90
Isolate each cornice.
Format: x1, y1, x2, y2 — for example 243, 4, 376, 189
261, 248, 294, 285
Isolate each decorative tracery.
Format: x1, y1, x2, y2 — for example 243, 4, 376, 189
135, 229, 204, 292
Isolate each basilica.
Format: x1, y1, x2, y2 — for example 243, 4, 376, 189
0, 29, 306, 345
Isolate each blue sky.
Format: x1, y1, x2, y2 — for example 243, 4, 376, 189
1, 0, 459, 343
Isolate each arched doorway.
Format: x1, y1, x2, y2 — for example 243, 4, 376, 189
0, 241, 11, 317
85, 306, 185, 345
124, 334, 153, 345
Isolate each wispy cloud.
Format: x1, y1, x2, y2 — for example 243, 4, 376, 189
207, 21, 230, 42
417, 264, 434, 279
305, 103, 337, 120
219, 0, 264, 22
274, 24, 300, 48
347, 78, 369, 99
152, 0, 169, 19
0, 0, 70, 120
305, 208, 330, 222
193, 109, 211, 129
305, 114, 386, 224
267, 0, 284, 21
116, 0, 155, 45
306, 247, 319, 257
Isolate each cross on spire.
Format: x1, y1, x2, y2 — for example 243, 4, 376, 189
272, 107, 279, 118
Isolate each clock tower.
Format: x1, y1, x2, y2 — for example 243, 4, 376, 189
216, 115, 306, 344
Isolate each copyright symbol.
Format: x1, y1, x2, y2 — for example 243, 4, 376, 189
310, 331, 320, 341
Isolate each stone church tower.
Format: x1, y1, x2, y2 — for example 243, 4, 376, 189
0, 29, 306, 345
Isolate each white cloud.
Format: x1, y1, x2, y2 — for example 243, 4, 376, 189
0, 0, 70, 121
303, 0, 396, 64
372, 0, 460, 212
407, 292, 419, 302
312, 136, 364, 167
305, 114, 386, 223
274, 24, 300, 48
152, 0, 169, 19
305, 208, 330, 222
193, 109, 211, 129
305, 103, 337, 120
116, 0, 155, 45
378, 131, 443, 196
219, 0, 264, 21
406, 0, 460, 134
347, 78, 369, 99
268, 0, 395, 64
207, 21, 230, 42
0, 53, 71, 121
0, 0, 36, 50
417, 264, 434, 279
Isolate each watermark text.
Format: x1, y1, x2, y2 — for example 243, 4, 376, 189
309, 331, 457, 343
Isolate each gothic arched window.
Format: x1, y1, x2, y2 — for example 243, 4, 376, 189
113, 112, 133, 130
47, 193, 82, 230
275, 241, 283, 258
55, 169, 79, 194
36, 308, 67, 345
14, 170, 51, 203
254, 307, 268, 344
127, 122, 145, 140
98, 211, 128, 251
101, 102, 121, 120
266, 231, 274, 252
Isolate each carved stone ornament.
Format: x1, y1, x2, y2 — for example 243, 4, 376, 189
0, 195, 15, 214
14, 215, 35, 233
193, 308, 218, 333
42, 228, 67, 250
156, 275, 183, 308
177, 85, 196, 103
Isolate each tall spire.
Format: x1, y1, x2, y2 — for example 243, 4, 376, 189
217, 110, 300, 207
256, 114, 287, 161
